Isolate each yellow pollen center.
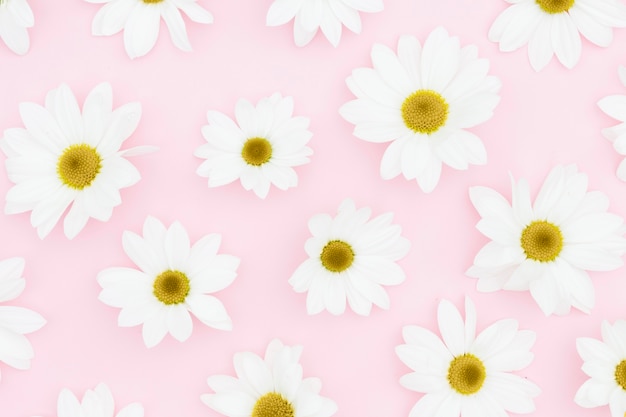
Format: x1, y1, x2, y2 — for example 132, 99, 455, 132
615, 360, 626, 390
142, 0, 164, 4
153, 270, 190, 305
536, 0, 574, 13
320, 240, 355, 273
447, 353, 486, 395
520, 220, 564, 262
252, 392, 295, 417
57, 144, 102, 190
401, 89, 449, 134
242, 137, 272, 166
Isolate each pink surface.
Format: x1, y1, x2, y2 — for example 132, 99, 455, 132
2, 0, 626, 416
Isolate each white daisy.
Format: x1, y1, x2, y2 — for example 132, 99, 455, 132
97, 216, 240, 348
339, 27, 501, 193
85, 0, 214, 59
598, 66, 626, 182
575, 320, 626, 417
467, 164, 626, 316
289, 198, 410, 316
266, 0, 384, 47
40, 383, 143, 417
1, 83, 156, 240
0, 257, 45, 381
396, 297, 540, 417
489, 0, 626, 71
195, 93, 313, 199
201, 339, 337, 417
0, 0, 34, 55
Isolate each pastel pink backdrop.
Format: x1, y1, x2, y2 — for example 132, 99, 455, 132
1, 0, 626, 416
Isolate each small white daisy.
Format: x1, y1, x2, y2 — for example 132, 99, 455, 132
0, 0, 34, 55
85, 0, 214, 59
266, 0, 384, 47
339, 27, 501, 193
195, 93, 313, 199
598, 66, 626, 182
41, 383, 143, 417
0, 257, 45, 381
467, 164, 626, 316
289, 198, 410, 316
1, 83, 156, 239
98, 216, 239, 348
576, 320, 626, 417
489, 0, 626, 71
201, 339, 337, 417
396, 297, 540, 417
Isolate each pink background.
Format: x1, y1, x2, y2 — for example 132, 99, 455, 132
2, 0, 626, 416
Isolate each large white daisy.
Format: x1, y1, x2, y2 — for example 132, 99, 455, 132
0, 0, 34, 55
289, 198, 410, 316
0, 257, 45, 381
266, 0, 384, 47
40, 383, 143, 417
467, 164, 626, 316
598, 66, 626, 182
1, 83, 155, 240
339, 27, 501, 193
576, 320, 626, 417
396, 297, 540, 417
85, 0, 214, 59
195, 93, 313, 199
98, 216, 239, 348
201, 339, 337, 417
489, 0, 626, 71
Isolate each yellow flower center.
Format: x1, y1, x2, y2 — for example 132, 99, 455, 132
615, 360, 626, 390
520, 220, 564, 262
142, 0, 164, 4
242, 137, 272, 166
536, 0, 574, 14
153, 270, 190, 305
57, 144, 102, 190
447, 353, 486, 395
401, 89, 449, 134
320, 240, 355, 273
252, 392, 295, 417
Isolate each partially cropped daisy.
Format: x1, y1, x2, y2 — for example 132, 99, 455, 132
98, 216, 239, 348
0, 257, 45, 381
598, 66, 626, 181
339, 27, 501, 193
202, 339, 337, 417
85, 0, 214, 59
195, 93, 313, 199
2, 83, 156, 239
467, 164, 626, 316
266, 0, 383, 47
289, 199, 410, 316
0, 0, 34, 55
576, 320, 626, 417
43, 383, 143, 417
396, 297, 540, 417
489, 0, 626, 71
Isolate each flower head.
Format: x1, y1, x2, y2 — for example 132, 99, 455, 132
44, 383, 143, 417
97, 216, 240, 347
0, 0, 34, 55
598, 66, 626, 181
340, 27, 500, 193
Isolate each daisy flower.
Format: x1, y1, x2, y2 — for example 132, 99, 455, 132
97, 216, 239, 348
575, 320, 626, 417
489, 0, 626, 71
85, 0, 214, 59
467, 164, 626, 316
396, 297, 540, 417
0, 0, 34, 55
266, 0, 384, 47
339, 27, 501, 193
1, 83, 155, 240
40, 383, 143, 417
0, 257, 45, 381
201, 339, 337, 417
195, 93, 313, 199
289, 198, 410, 316
598, 66, 626, 182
